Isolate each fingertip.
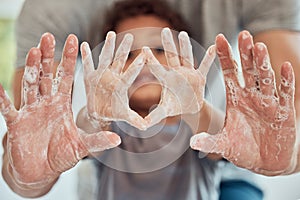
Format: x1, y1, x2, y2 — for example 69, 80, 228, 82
80, 42, 90, 57
142, 46, 155, 59
190, 132, 219, 152
105, 131, 122, 146
254, 42, 267, 52
281, 61, 295, 85
178, 31, 189, 39
40, 32, 55, 45
142, 46, 152, 57
162, 27, 171, 33
67, 34, 79, 47
215, 34, 230, 53
142, 46, 150, 52
26, 47, 42, 66
106, 31, 116, 40
239, 30, 251, 40
207, 44, 216, 56
124, 33, 134, 42
190, 134, 201, 150
161, 27, 172, 39
281, 61, 293, 76
63, 34, 79, 57
215, 33, 225, 43
41, 32, 54, 38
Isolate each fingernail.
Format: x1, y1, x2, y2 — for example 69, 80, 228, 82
256, 43, 266, 51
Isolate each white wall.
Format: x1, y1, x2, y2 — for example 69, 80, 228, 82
0, 0, 24, 19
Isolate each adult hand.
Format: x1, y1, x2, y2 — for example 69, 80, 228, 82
0, 33, 120, 189
144, 28, 216, 127
81, 31, 148, 130
191, 31, 297, 176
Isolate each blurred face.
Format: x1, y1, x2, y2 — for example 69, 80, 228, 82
115, 15, 171, 114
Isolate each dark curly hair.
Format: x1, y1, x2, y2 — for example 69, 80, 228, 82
101, 0, 191, 39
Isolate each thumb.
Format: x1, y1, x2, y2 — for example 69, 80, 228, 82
145, 105, 167, 128
78, 129, 121, 156
190, 132, 227, 155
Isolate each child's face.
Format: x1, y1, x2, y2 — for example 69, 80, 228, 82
115, 15, 171, 113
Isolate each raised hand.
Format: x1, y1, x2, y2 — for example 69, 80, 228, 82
81, 31, 148, 130
144, 28, 216, 127
190, 31, 297, 176
0, 33, 120, 189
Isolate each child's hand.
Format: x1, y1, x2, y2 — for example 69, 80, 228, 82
0, 33, 120, 189
144, 28, 216, 127
81, 32, 148, 130
191, 31, 297, 176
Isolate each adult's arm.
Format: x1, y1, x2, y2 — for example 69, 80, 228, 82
12, 0, 113, 109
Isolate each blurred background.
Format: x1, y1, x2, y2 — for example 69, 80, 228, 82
0, 0, 300, 199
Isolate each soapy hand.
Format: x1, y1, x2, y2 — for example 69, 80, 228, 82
190, 31, 297, 176
144, 28, 216, 127
81, 32, 148, 130
0, 33, 120, 189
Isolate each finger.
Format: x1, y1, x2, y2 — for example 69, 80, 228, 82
190, 132, 227, 155
144, 47, 167, 81
97, 31, 116, 76
197, 45, 216, 79
39, 33, 55, 96
56, 34, 78, 95
125, 109, 149, 130
81, 42, 95, 84
121, 51, 145, 86
161, 28, 180, 68
238, 31, 257, 88
78, 129, 121, 157
253, 43, 277, 96
23, 47, 41, 105
216, 34, 241, 107
144, 105, 167, 128
111, 33, 133, 74
0, 84, 18, 123
178, 31, 194, 69
279, 62, 295, 108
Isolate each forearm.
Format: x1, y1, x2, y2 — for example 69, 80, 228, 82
2, 134, 57, 198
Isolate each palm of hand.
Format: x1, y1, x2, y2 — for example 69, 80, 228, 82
8, 95, 83, 184
85, 68, 129, 119
157, 67, 205, 115
220, 82, 296, 173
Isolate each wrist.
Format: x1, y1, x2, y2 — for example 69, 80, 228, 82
80, 107, 111, 131
7, 161, 58, 190
2, 150, 57, 197
199, 100, 225, 134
